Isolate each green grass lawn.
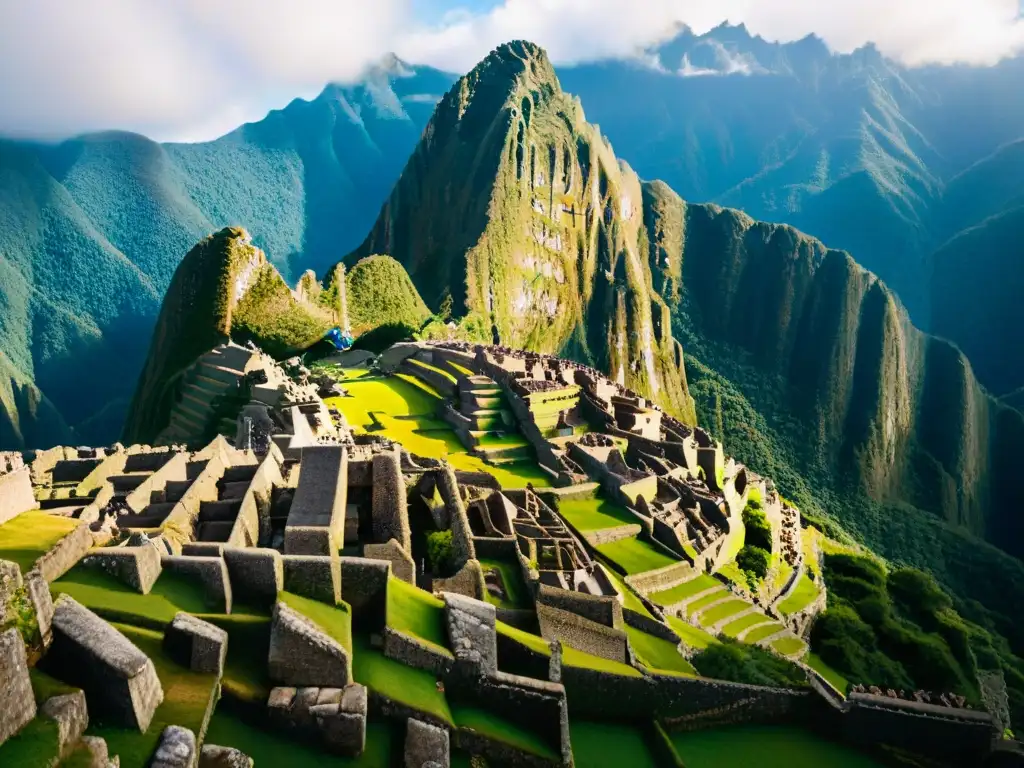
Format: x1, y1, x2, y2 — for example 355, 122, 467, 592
773, 561, 795, 593
685, 591, 734, 617
206, 709, 395, 767
0, 717, 60, 766
326, 375, 552, 489
666, 616, 719, 650
742, 623, 785, 644
199, 613, 271, 705
770, 636, 807, 657
778, 573, 820, 616
496, 620, 552, 656
0, 510, 80, 573
52, 566, 211, 628
670, 724, 883, 767
386, 577, 451, 653
600, 563, 654, 618
722, 612, 773, 639
570, 721, 661, 768
452, 703, 558, 761
596, 538, 678, 576
562, 645, 643, 677
408, 358, 458, 385
480, 558, 530, 610
557, 496, 637, 531
626, 626, 696, 676
352, 633, 452, 724
89, 624, 218, 768
717, 560, 746, 586
279, 591, 352, 652
806, 653, 850, 695
648, 574, 722, 607
696, 599, 751, 628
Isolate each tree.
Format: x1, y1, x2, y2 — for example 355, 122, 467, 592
426, 530, 454, 575
438, 290, 454, 323
736, 545, 771, 579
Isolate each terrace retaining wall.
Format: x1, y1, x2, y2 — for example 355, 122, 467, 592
35, 523, 93, 583
0, 467, 35, 526
382, 627, 454, 676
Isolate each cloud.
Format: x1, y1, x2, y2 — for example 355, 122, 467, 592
0, 0, 409, 141
1, 0, 1023, 142
399, 0, 1024, 71
677, 41, 765, 77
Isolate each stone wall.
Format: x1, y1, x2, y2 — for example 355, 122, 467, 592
401, 358, 458, 399
537, 603, 628, 663
472, 537, 518, 560
0, 628, 36, 746
223, 548, 283, 609
282, 554, 342, 606
363, 540, 415, 584
586, 523, 643, 547
268, 601, 351, 687
438, 466, 475, 568
371, 452, 411, 552
496, 630, 552, 682
382, 627, 454, 676
229, 449, 284, 549
340, 557, 390, 630
162, 556, 232, 614
284, 446, 346, 556
623, 607, 683, 644
125, 452, 189, 514
0, 467, 35, 526
537, 585, 621, 629
80, 544, 163, 594
432, 559, 485, 600
35, 523, 93, 582
158, 447, 235, 548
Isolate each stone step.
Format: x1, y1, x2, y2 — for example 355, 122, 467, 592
197, 520, 236, 542
198, 362, 243, 386
625, 561, 698, 597
709, 605, 759, 633
163, 480, 193, 502
51, 458, 103, 483
185, 460, 209, 481
222, 464, 259, 483
176, 395, 210, 423
190, 374, 233, 396
199, 499, 242, 523
125, 451, 175, 473
169, 408, 206, 435
206, 344, 255, 373
182, 388, 217, 412
688, 592, 739, 620
218, 480, 251, 500
109, 473, 149, 493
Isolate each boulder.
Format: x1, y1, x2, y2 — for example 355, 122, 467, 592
404, 717, 450, 768
267, 602, 350, 687
0, 628, 36, 746
41, 690, 88, 759
47, 594, 164, 731
443, 592, 497, 677
150, 725, 197, 768
164, 612, 228, 675
80, 544, 162, 594
199, 744, 254, 768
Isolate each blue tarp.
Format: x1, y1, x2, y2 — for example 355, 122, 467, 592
325, 327, 355, 351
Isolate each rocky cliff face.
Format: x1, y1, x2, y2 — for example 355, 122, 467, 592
343, 41, 695, 422
642, 183, 1024, 555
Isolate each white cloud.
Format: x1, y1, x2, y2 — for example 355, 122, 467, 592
398, 0, 1024, 71
677, 41, 765, 77
1, 0, 1023, 142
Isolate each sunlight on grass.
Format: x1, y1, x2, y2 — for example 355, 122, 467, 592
596, 538, 678, 575
0, 511, 80, 573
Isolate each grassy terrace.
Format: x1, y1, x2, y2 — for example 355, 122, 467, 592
596, 537, 678, 576
685, 590, 733, 617
325, 372, 552, 489
697, 599, 751, 628
666, 616, 718, 650
408, 358, 458, 384
90, 624, 218, 768
670, 724, 883, 767
770, 636, 807, 657
648, 574, 721, 607
452, 704, 559, 761
352, 633, 452, 724
207, 711, 395, 767
626, 626, 696, 676
600, 563, 654, 618
0, 717, 60, 765
496, 620, 641, 677
571, 721, 662, 768
722, 611, 772, 639
806, 653, 849, 694
557, 495, 637, 531
778, 572, 820, 616
743, 623, 785, 644
386, 577, 451, 653
0, 510, 80, 573
480, 558, 531, 610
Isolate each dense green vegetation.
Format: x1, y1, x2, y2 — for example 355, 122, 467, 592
346, 255, 431, 335
426, 529, 455, 575
690, 637, 807, 689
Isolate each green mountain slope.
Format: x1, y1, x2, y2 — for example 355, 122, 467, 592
0, 61, 453, 450
341, 41, 695, 422
346, 254, 431, 335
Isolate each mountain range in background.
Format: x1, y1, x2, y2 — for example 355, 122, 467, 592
2, 22, 1024, 452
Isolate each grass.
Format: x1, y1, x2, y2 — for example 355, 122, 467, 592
0, 717, 60, 765
386, 577, 451, 653
562, 645, 643, 677
773, 560, 795, 593
666, 616, 719, 650
475, 433, 528, 448
408, 358, 458, 384
496, 620, 552, 656
352, 633, 453, 724
326, 375, 438, 428
626, 626, 696, 676
30, 668, 78, 702
279, 590, 352, 652
696, 599, 751, 628
0, 510, 80, 573
777, 573, 820, 616
743, 623, 785, 644
721, 518, 746, 565
206, 707, 395, 766
722, 611, 773, 639
770, 636, 807, 657
570, 721, 661, 768
686, 591, 734, 617
806, 652, 850, 695
670, 725, 883, 767
557, 496, 637, 531
89, 623, 218, 768
596, 537, 678, 576
452, 703, 558, 760
199, 613, 271, 704
717, 560, 746, 586
480, 558, 530, 610
648, 574, 722, 607
52, 566, 211, 627
446, 361, 475, 377
600, 563, 654, 618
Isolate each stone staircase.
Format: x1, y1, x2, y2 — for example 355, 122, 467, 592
116, 452, 204, 532
195, 463, 258, 543
161, 344, 258, 445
